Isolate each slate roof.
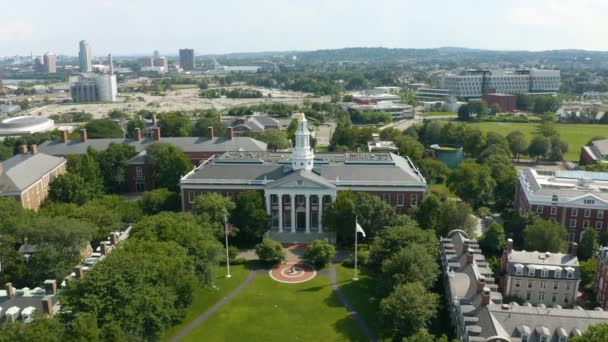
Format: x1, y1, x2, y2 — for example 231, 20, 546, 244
505, 250, 580, 280
590, 139, 608, 160
38, 137, 267, 156
519, 168, 608, 202
0, 153, 65, 194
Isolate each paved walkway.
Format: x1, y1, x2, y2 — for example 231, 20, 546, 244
329, 263, 379, 342
169, 270, 257, 342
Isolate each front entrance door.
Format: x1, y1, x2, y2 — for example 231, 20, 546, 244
297, 212, 306, 230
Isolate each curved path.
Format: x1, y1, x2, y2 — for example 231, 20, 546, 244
329, 264, 379, 342
169, 270, 257, 342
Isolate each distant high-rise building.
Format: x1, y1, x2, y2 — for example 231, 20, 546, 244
0, 68, 3, 91
179, 49, 195, 71
43, 52, 57, 73
33, 56, 45, 73
137, 57, 153, 67
108, 54, 114, 75
78, 40, 92, 72
153, 50, 160, 60
153, 56, 168, 69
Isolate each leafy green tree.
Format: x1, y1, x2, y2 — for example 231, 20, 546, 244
47, 173, 94, 205
192, 113, 225, 138
138, 188, 181, 215
95, 143, 136, 193
251, 129, 291, 151
367, 224, 438, 271
507, 130, 528, 161
457, 104, 471, 121
65, 312, 102, 342
193, 192, 236, 239
463, 127, 487, 157
528, 135, 551, 162
580, 256, 598, 291
231, 190, 269, 245
579, 227, 599, 261
84, 119, 124, 139
126, 118, 145, 137
447, 161, 495, 208
145, 143, 192, 192
417, 159, 450, 184
0, 143, 13, 161
66, 153, 104, 197
524, 218, 568, 253
402, 329, 449, 342
107, 109, 129, 119
571, 323, 608, 342
414, 193, 442, 230
380, 282, 439, 339
303, 240, 336, 268
158, 112, 192, 137
394, 135, 425, 162
255, 239, 285, 265
381, 244, 439, 290
0, 316, 66, 341
479, 222, 506, 255
437, 200, 477, 237
88, 195, 143, 223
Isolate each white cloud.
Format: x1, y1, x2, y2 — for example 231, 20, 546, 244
0, 19, 34, 41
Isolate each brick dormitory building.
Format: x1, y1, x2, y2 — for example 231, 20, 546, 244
515, 168, 608, 242
179, 113, 427, 241
38, 126, 267, 193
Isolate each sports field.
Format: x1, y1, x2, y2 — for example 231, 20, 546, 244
469, 122, 606, 161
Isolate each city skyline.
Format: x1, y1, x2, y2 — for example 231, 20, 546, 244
2, 0, 608, 56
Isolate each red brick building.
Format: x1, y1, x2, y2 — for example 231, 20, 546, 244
595, 247, 608, 309
481, 93, 517, 112
515, 168, 608, 242
180, 114, 427, 240
580, 138, 608, 166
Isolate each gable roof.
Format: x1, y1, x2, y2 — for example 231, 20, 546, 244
0, 153, 65, 193
265, 169, 336, 190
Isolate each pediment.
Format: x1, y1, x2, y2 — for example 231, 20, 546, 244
265, 171, 335, 190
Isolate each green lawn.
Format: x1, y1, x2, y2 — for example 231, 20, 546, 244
469, 122, 607, 161
163, 264, 250, 340
182, 271, 367, 341
423, 111, 457, 117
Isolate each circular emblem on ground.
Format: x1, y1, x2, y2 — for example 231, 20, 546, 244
269, 262, 316, 284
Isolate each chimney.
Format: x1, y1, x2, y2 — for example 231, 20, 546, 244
5, 282, 15, 297
133, 127, 142, 141
63, 275, 72, 288
152, 115, 158, 126
29, 144, 38, 154
44, 279, 57, 295
110, 232, 119, 245
481, 287, 491, 306
21, 235, 28, 245
570, 242, 578, 257
18, 144, 28, 154
463, 240, 470, 253
74, 265, 84, 279
226, 127, 234, 140
42, 296, 53, 315
152, 127, 161, 141
477, 276, 486, 293
60, 129, 69, 143
467, 251, 475, 265
507, 238, 513, 253
80, 129, 88, 142
207, 127, 214, 139
100, 241, 108, 255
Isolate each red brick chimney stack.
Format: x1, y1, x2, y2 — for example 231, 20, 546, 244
60, 130, 69, 143
5, 282, 15, 297
133, 128, 142, 141
80, 129, 88, 142
207, 127, 214, 139
44, 279, 57, 295
30, 144, 38, 154
18, 144, 28, 154
153, 128, 161, 141
226, 127, 234, 140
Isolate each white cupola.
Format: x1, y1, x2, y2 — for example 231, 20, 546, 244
291, 113, 314, 171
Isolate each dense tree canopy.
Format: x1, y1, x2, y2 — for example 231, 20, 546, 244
145, 143, 192, 192
83, 119, 124, 139
230, 190, 269, 245
380, 282, 439, 339
524, 218, 568, 253
158, 112, 192, 137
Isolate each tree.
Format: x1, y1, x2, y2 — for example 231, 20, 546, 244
193, 192, 236, 239
255, 239, 285, 265
303, 240, 336, 268
579, 227, 599, 261
0, 316, 66, 341
192, 113, 225, 138
231, 190, 269, 245
84, 119, 124, 139
107, 109, 129, 119
447, 161, 495, 208
402, 329, 449, 342
126, 118, 145, 137
437, 200, 477, 238
380, 282, 439, 339
0, 143, 13, 161
463, 127, 486, 157
417, 159, 450, 184
414, 193, 442, 230
66, 153, 104, 197
507, 130, 528, 162
367, 224, 438, 271
479, 222, 506, 255
88, 195, 143, 223
524, 219, 568, 253
138, 188, 181, 215
251, 129, 291, 151
580, 256, 598, 291
47, 173, 94, 205
145, 143, 192, 192
571, 323, 608, 342
527, 135, 551, 162
381, 244, 439, 290
457, 104, 471, 121
158, 112, 192, 137
95, 143, 136, 193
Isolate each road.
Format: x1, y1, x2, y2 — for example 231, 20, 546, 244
314, 122, 336, 147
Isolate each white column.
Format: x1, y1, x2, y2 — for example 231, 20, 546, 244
305, 194, 310, 233
319, 195, 323, 233
277, 194, 283, 233
265, 193, 271, 216
290, 194, 296, 233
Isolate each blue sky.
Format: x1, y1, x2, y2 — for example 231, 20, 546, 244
1, 0, 606, 56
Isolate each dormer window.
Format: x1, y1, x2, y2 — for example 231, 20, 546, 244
552, 195, 558, 202
541, 269, 549, 278
528, 267, 535, 276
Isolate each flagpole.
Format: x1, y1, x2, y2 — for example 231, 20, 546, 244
225, 215, 231, 278
353, 216, 359, 281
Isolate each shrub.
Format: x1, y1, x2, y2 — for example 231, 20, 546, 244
303, 240, 336, 268
255, 239, 285, 265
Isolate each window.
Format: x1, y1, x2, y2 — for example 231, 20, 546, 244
553, 281, 559, 290
271, 195, 278, 204
311, 196, 318, 205
527, 280, 533, 288
552, 294, 557, 303
383, 193, 391, 203
226, 192, 234, 202
515, 267, 523, 276
583, 220, 590, 228
566, 282, 572, 289
135, 181, 144, 193
135, 166, 143, 178
188, 191, 196, 204
597, 221, 604, 230
584, 209, 592, 218
526, 292, 532, 300
571, 208, 578, 217
552, 195, 558, 202
528, 268, 535, 277
397, 194, 405, 206
559, 337, 567, 342
540, 281, 547, 289
538, 292, 545, 301
564, 294, 569, 304
584, 199, 595, 205
515, 280, 521, 288
551, 207, 558, 215
568, 233, 575, 242
536, 205, 544, 214
541, 270, 549, 278
570, 219, 577, 228
540, 336, 547, 342
521, 335, 528, 342
598, 210, 605, 219
555, 270, 561, 279
410, 194, 418, 207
